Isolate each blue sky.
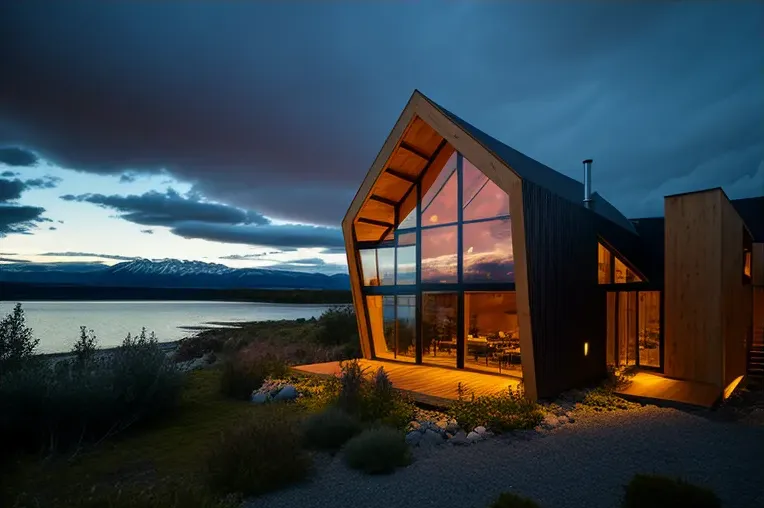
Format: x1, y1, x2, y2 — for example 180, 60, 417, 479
1, 1, 763, 273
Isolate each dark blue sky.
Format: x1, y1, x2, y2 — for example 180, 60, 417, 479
0, 1, 762, 270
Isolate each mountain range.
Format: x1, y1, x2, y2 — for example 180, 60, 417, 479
0, 259, 350, 290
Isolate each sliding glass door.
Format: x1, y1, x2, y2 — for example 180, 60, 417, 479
607, 290, 662, 370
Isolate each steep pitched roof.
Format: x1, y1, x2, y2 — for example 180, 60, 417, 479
427, 97, 637, 234
731, 196, 764, 242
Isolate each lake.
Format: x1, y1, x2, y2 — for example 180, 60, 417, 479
0, 300, 335, 354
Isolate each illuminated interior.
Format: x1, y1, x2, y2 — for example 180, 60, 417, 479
606, 290, 661, 369
597, 242, 643, 284
356, 148, 519, 376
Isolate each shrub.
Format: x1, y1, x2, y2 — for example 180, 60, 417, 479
72, 326, 98, 364
622, 474, 721, 508
343, 426, 411, 474
206, 407, 311, 497
33, 483, 241, 508
448, 386, 544, 433
337, 359, 365, 413
302, 406, 361, 450
0, 303, 39, 374
219, 348, 288, 400
489, 492, 542, 508
581, 387, 639, 411
0, 326, 183, 455
315, 305, 357, 347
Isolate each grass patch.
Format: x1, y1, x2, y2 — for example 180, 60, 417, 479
206, 405, 311, 497
622, 474, 721, 508
1, 368, 295, 506
448, 386, 544, 432
489, 491, 542, 508
580, 387, 640, 412
343, 426, 411, 474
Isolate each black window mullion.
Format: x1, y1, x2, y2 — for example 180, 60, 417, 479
456, 152, 465, 369
415, 180, 423, 364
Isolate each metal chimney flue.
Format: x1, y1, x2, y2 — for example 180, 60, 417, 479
582, 159, 593, 209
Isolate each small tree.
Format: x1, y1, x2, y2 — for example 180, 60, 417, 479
0, 303, 39, 374
72, 326, 98, 363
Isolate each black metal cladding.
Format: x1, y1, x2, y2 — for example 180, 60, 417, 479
522, 181, 606, 398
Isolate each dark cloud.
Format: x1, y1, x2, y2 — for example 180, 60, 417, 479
24, 175, 62, 189
48, 226, 56, 230
220, 250, 297, 260
262, 257, 347, 274
0, 147, 39, 167
1, 2, 762, 222
120, 172, 137, 183
140, 229, 154, 234
61, 188, 343, 250
0, 204, 47, 235
0, 175, 61, 201
1, 171, 19, 177
60, 188, 269, 227
172, 222, 343, 250
39, 251, 138, 261
0, 257, 31, 263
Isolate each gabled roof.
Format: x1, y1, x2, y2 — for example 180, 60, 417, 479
431, 100, 637, 234
731, 196, 764, 242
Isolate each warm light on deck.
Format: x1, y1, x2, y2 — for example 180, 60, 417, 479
584, 342, 589, 356
723, 375, 744, 400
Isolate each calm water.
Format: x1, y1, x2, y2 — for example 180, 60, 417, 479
0, 300, 333, 354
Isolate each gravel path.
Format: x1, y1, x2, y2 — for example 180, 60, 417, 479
246, 406, 764, 508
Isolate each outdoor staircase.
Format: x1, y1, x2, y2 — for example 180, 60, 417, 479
748, 326, 764, 390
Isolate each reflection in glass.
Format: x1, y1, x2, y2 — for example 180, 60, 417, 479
614, 257, 641, 283
617, 291, 637, 366
462, 218, 514, 282
638, 292, 660, 368
395, 295, 417, 361
422, 293, 457, 367
464, 292, 521, 376
421, 226, 457, 283
377, 247, 396, 286
360, 249, 378, 286
396, 232, 416, 285
367, 295, 395, 359
598, 243, 611, 284
421, 159, 457, 227
462, 158, 510, 221
399, 189, 417, 230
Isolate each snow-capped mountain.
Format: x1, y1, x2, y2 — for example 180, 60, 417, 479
0, 259, 350, 290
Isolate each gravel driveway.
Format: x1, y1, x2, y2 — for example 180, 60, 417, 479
246, 406, 764, 508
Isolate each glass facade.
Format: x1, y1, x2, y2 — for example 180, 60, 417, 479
357, 151, 519, 376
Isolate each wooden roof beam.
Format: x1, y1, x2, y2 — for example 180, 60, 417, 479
357, 217, 394, 228
368, 195, 397, 207
399, 141, 431, 161
384, 168, 417, 183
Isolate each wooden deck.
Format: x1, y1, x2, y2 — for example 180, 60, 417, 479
615, 371, 722, 408
292, 359, 521, 407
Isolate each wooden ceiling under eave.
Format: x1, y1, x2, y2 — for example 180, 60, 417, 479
354, 116, 454, 242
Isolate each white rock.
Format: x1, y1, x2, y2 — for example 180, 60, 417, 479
420, 429, 445, 447
474, 426, 487, 435
273, 384, 297, 401
251, 392, 268, 404
405, 430, 422, 446
467, 431, 482, 442
449, 431, 469, 446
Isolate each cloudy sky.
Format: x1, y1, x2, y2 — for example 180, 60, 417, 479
1, 1, 762, 273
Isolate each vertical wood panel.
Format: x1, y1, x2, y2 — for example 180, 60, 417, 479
521, 181, 604, 398
753, 243, 764, 286
664, 190, 723, 386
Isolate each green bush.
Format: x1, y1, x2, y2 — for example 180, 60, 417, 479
206, 407, 311, 497
489, 492, 541, 508
448, 386, 544, 432
581, 387, 639, 411
315, 305, 358, 347
72, 326, 98, 364
622, 474, 721, 508
219, 349, 288, 400
343, 426, 411, 474
0, 303, 39, 374
0, 324, 183, 455
302, 406, 361, 450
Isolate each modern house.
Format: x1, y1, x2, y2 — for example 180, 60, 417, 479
341, 89, 764, 404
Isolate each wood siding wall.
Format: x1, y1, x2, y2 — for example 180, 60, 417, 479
720, 197, 750, 387
754, 287, 764, 347
521, 181, 605, 398
664, 189, 750, 389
